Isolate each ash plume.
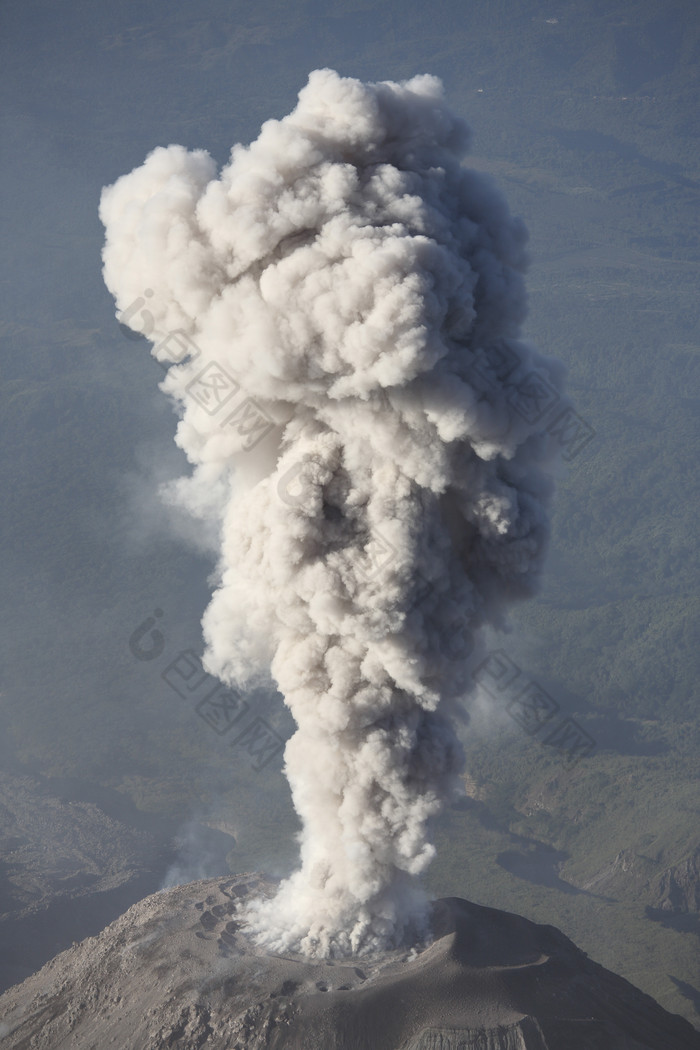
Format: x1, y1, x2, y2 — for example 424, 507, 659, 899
100, 69, 565, 956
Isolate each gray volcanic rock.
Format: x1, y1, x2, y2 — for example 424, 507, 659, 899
654, 846, 700, 913
1, 873, 698, 1050
0, 771, 172, 993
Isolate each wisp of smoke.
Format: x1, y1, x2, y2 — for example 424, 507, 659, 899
101, 70, 565, 956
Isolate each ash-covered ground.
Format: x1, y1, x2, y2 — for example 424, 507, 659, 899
0, 771, 175, 994
1, 873, 698, 1049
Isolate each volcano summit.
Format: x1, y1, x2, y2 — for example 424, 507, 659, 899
1, 874, 698, 1049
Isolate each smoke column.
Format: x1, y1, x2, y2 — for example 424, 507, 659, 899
101, 70, 565, 956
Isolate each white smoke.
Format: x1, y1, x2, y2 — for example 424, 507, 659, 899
100, 69, 565, 956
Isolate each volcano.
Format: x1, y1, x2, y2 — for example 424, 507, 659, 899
1, 873, 697, 1049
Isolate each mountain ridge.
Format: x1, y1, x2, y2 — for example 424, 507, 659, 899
1, 873, 698, 1049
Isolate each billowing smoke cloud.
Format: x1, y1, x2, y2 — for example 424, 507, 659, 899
100, 69, 565, 956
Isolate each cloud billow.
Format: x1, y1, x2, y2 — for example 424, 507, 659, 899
101, 68, 565, 956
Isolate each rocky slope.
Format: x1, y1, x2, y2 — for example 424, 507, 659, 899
653, 846, 700, 913
0, 771, 175, 993
1, 873, 698, 1049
